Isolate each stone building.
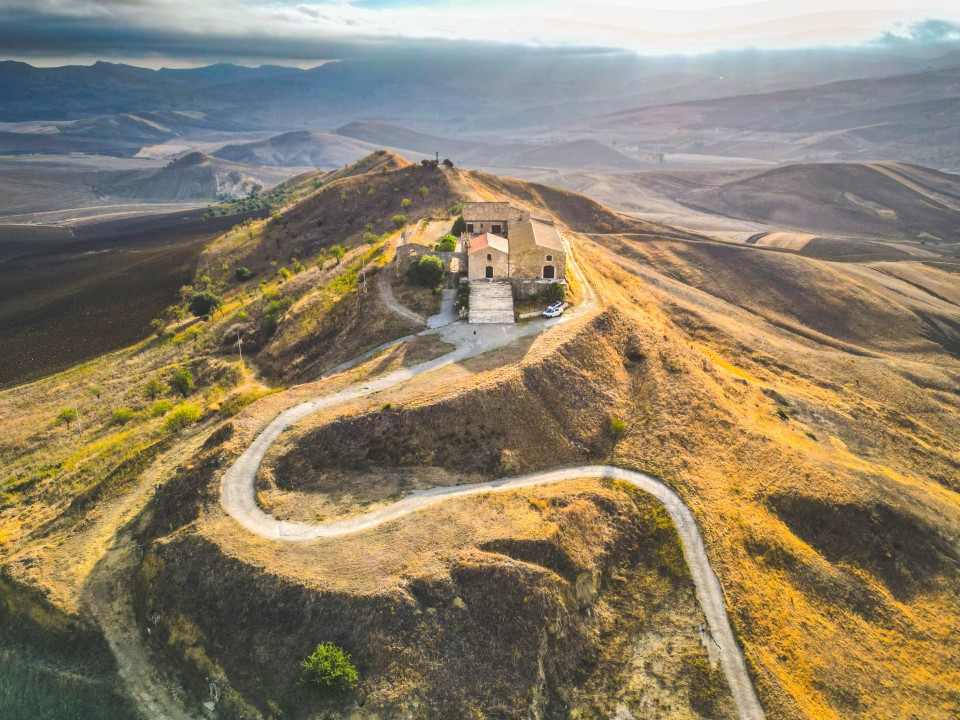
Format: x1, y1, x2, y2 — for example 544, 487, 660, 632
467, 232, 510, 280
461, 202, 524, 238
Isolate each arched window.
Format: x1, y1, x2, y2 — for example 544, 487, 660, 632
542, 265, 555, 279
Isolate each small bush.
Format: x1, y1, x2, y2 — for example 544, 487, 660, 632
776, 408, 790, 421
418, 185, 430, 199
169, 368, 195, 398
408, 255, 445, 287
142, 377, 167, 400
55, 408, 77, 427
150, 399, 174, 417
235, 266, 254, 281
544, 282, 566, 303
400, 198, 412, 209
300, 643, 359, 694
330, 245, 347, 264
435, 235, 457, 252
455, 282, 470, 314
188, 291, 224, 318
109, 407, 136, 426
162, 404, 202, 432
171, 326, 202, 345
451, 215, 466, 236
277, 267, 292, 281
391, 214, 408, 230
681, 652, 725, 716
609, 416, 627, 443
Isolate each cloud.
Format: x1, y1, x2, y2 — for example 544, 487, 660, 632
1, 0, 960, 66
878, 18, 960, 45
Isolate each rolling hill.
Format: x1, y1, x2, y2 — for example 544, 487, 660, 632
91, 151, 294, 202
680, 162, 960, 241
213, 130, 382, 169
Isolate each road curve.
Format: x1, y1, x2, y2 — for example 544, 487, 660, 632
219, 232, 765, 720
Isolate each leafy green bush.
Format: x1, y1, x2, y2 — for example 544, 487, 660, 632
400, 198, 412, 209
109, 407, 136, 426
235, 266, 254, 281
330, 245, 346, 264
408, 255, 445, 287
169, 368, 195, 397
150, 399, 174, 417
300, 643, 359, 694
418, 185, 430, 199
188, 291, 223, 318
544, 282, 566, 303
435, 235, 457, 252
142, 376, 167, 400
55, 408, 77, 428
451, 215, 466, 236
162, 404, 202, 432
391, 214, 408, 230
262, 295, 294, 332
455, 281, 470, 314
608, 416, 627, 443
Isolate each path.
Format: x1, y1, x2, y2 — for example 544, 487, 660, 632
83, 532, 201, 720
219, 232, 765, 720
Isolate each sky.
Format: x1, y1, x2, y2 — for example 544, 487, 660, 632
2, 0, 960, 67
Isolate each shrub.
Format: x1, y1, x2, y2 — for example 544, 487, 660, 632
142, 377, 167, 400
400, 198, 412, 209
435, 235, 456, 252
455, 281, 470, 314
330, 245, 347, 264
109, 407, 136, 426
169, 368, 195, 398
776, 408, 790, 421
363, 231, 379, 245
442, 158, 454, 168
544, 282, 566, 303
681, 652, 725, 716
188, 291, 223, 318
262, 295, 294, 331
149, 318, 167, 339
55, 408, 77, 428
451, 215, 466, 236
391, 214, 408, 230
171, 326, 202, 346
300, 643, 359, 694
277, 267, 292, 281
408, 255, 445, 287
235, 266, 254, 281
162, 404, 202, 432
150, 399, 174, 417
608, 416, 627, 443
418, 185, 430, 199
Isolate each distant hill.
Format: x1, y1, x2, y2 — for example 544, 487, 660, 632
681, 162, 960, 241
483, 139, 642, 171
213, 131, 381, 168
335, 121, 482, 158
92, 151, 293, 202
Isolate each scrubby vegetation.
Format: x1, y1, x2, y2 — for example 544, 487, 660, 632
300, 643, 359, 694
408, 255, 445, 288
435, 234, 457, 252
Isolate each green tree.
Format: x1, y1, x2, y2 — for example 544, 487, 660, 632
435, 235, 457, 252
400, 198, 412, 210
88, 385, 104, 400
188, 291, 223, 318
608, 416, 627, 443
166, 304, 186, 321
391, 214, 407, 230
56, 408, 77, 430
300, 643, 359, 694
451, 215, 466, 236
362, 231, 378, 245
408, 255, 445, 287
169, 368, 195, 398
109, 407, 136, 426
235, 266, 254, 281
330, 245, 347, 265
418, 185, 430, 200
150, 318, 167, 339
142, 376, 167, 400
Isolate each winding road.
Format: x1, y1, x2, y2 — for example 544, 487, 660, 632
219, 231, 766, 720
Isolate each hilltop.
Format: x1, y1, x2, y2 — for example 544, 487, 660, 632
212, 131, 383, 169
91, 151, 294, 202
0, 152, 957, 720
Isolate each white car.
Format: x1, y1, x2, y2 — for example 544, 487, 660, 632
542, 301, 565, 318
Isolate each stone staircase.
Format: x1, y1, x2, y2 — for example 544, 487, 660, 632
468, 281, 515, 324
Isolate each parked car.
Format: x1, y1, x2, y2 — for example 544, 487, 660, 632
542, 301, 565, 318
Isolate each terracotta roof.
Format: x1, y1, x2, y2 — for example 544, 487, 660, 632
507, 218, 564, 253
468, 233, 509, 254
461, 202, 522, 222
